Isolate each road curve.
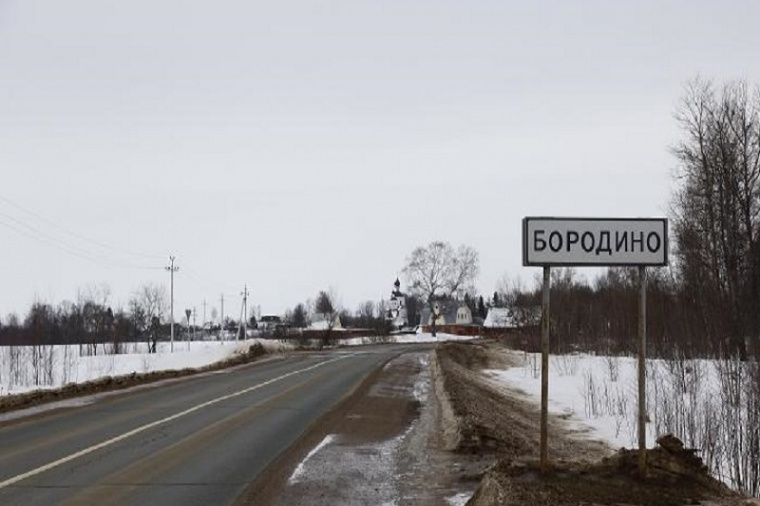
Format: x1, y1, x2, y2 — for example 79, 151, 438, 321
0, 345, 423, 506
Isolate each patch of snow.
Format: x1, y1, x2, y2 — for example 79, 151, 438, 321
412, 354, 430, 402
485, 353, 657, 450
337, 336, 375, 346
334, 333, 478, 347
391, 332, 478, 344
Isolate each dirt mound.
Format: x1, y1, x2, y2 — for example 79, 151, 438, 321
437, 340, 517, 371
469, 435, 742, 506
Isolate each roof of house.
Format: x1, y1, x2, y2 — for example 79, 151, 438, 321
419, 301, 471, 326
308, 313, 343, 331
483, 307, 517, 328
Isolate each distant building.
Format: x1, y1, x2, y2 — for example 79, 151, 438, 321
387, 278, 409, 330
258, 315, 282, 332
308, 313, 343, 331
484, 305, 541, 330
419, 300, 473, 327
483, 307, 516, 328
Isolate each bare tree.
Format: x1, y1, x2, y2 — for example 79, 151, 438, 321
315, 290, 338, 347
126, 284, 167, 353
139, 283, 168, 353
495, 273, 526, 309
672, 78, 760, 359
128, 296, 147, 347
402, 241, 479, 337
356, 300, 376, 329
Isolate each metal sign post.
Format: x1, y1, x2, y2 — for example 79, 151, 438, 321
540, 265, 550, 471
638, 265, 647, 475
523, 217, 666, 476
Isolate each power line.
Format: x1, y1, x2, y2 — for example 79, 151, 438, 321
0, 211, 162, 271
181, 263, 240, 294
0, 193, 165, 262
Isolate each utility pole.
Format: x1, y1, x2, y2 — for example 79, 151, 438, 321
165, 256, 179, 353
202, 299, 207, 335
236, 296, 244, 341
185, 308, 191, 351
220, 293, 225, 340
241, 284, 249, 340
192, 306, 197, 350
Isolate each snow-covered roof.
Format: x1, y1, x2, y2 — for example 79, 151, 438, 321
483, 307, 517, 328
308, 313, 343, 331
419, 301, 471, 326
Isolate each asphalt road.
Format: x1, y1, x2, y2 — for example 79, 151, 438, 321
0, 345, 421, 506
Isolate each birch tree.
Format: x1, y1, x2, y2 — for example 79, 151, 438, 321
402, 241, 479, 337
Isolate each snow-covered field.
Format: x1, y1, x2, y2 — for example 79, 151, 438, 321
0, 339, 293, 396
485, 352, 760, 495
0, 333, 476, 397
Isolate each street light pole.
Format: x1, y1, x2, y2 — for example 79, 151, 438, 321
165, 256, 179, 353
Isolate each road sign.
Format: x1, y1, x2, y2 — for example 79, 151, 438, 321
523, 217, 667, 267
522, 216, 667, 476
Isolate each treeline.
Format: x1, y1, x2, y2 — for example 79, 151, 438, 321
0, 295, 165, 354
0, 284, 196, 353
502, 266, 748, 359
0, 288, 401, 351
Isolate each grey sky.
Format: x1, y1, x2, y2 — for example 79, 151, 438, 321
2, 0, 759, 320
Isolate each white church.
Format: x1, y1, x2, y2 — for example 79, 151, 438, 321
387, 278, 409, 331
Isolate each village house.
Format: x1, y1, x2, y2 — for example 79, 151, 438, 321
419, 300, 473, 327
308, 312, 343, 331
483, 307, 516, 329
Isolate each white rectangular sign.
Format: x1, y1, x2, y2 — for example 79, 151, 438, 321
523, 217, 668, 266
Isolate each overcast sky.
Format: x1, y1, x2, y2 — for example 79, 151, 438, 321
2, 0, 760, 322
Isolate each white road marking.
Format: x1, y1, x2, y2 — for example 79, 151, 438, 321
288, 434, 337, 484
0, 354, 352, 490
